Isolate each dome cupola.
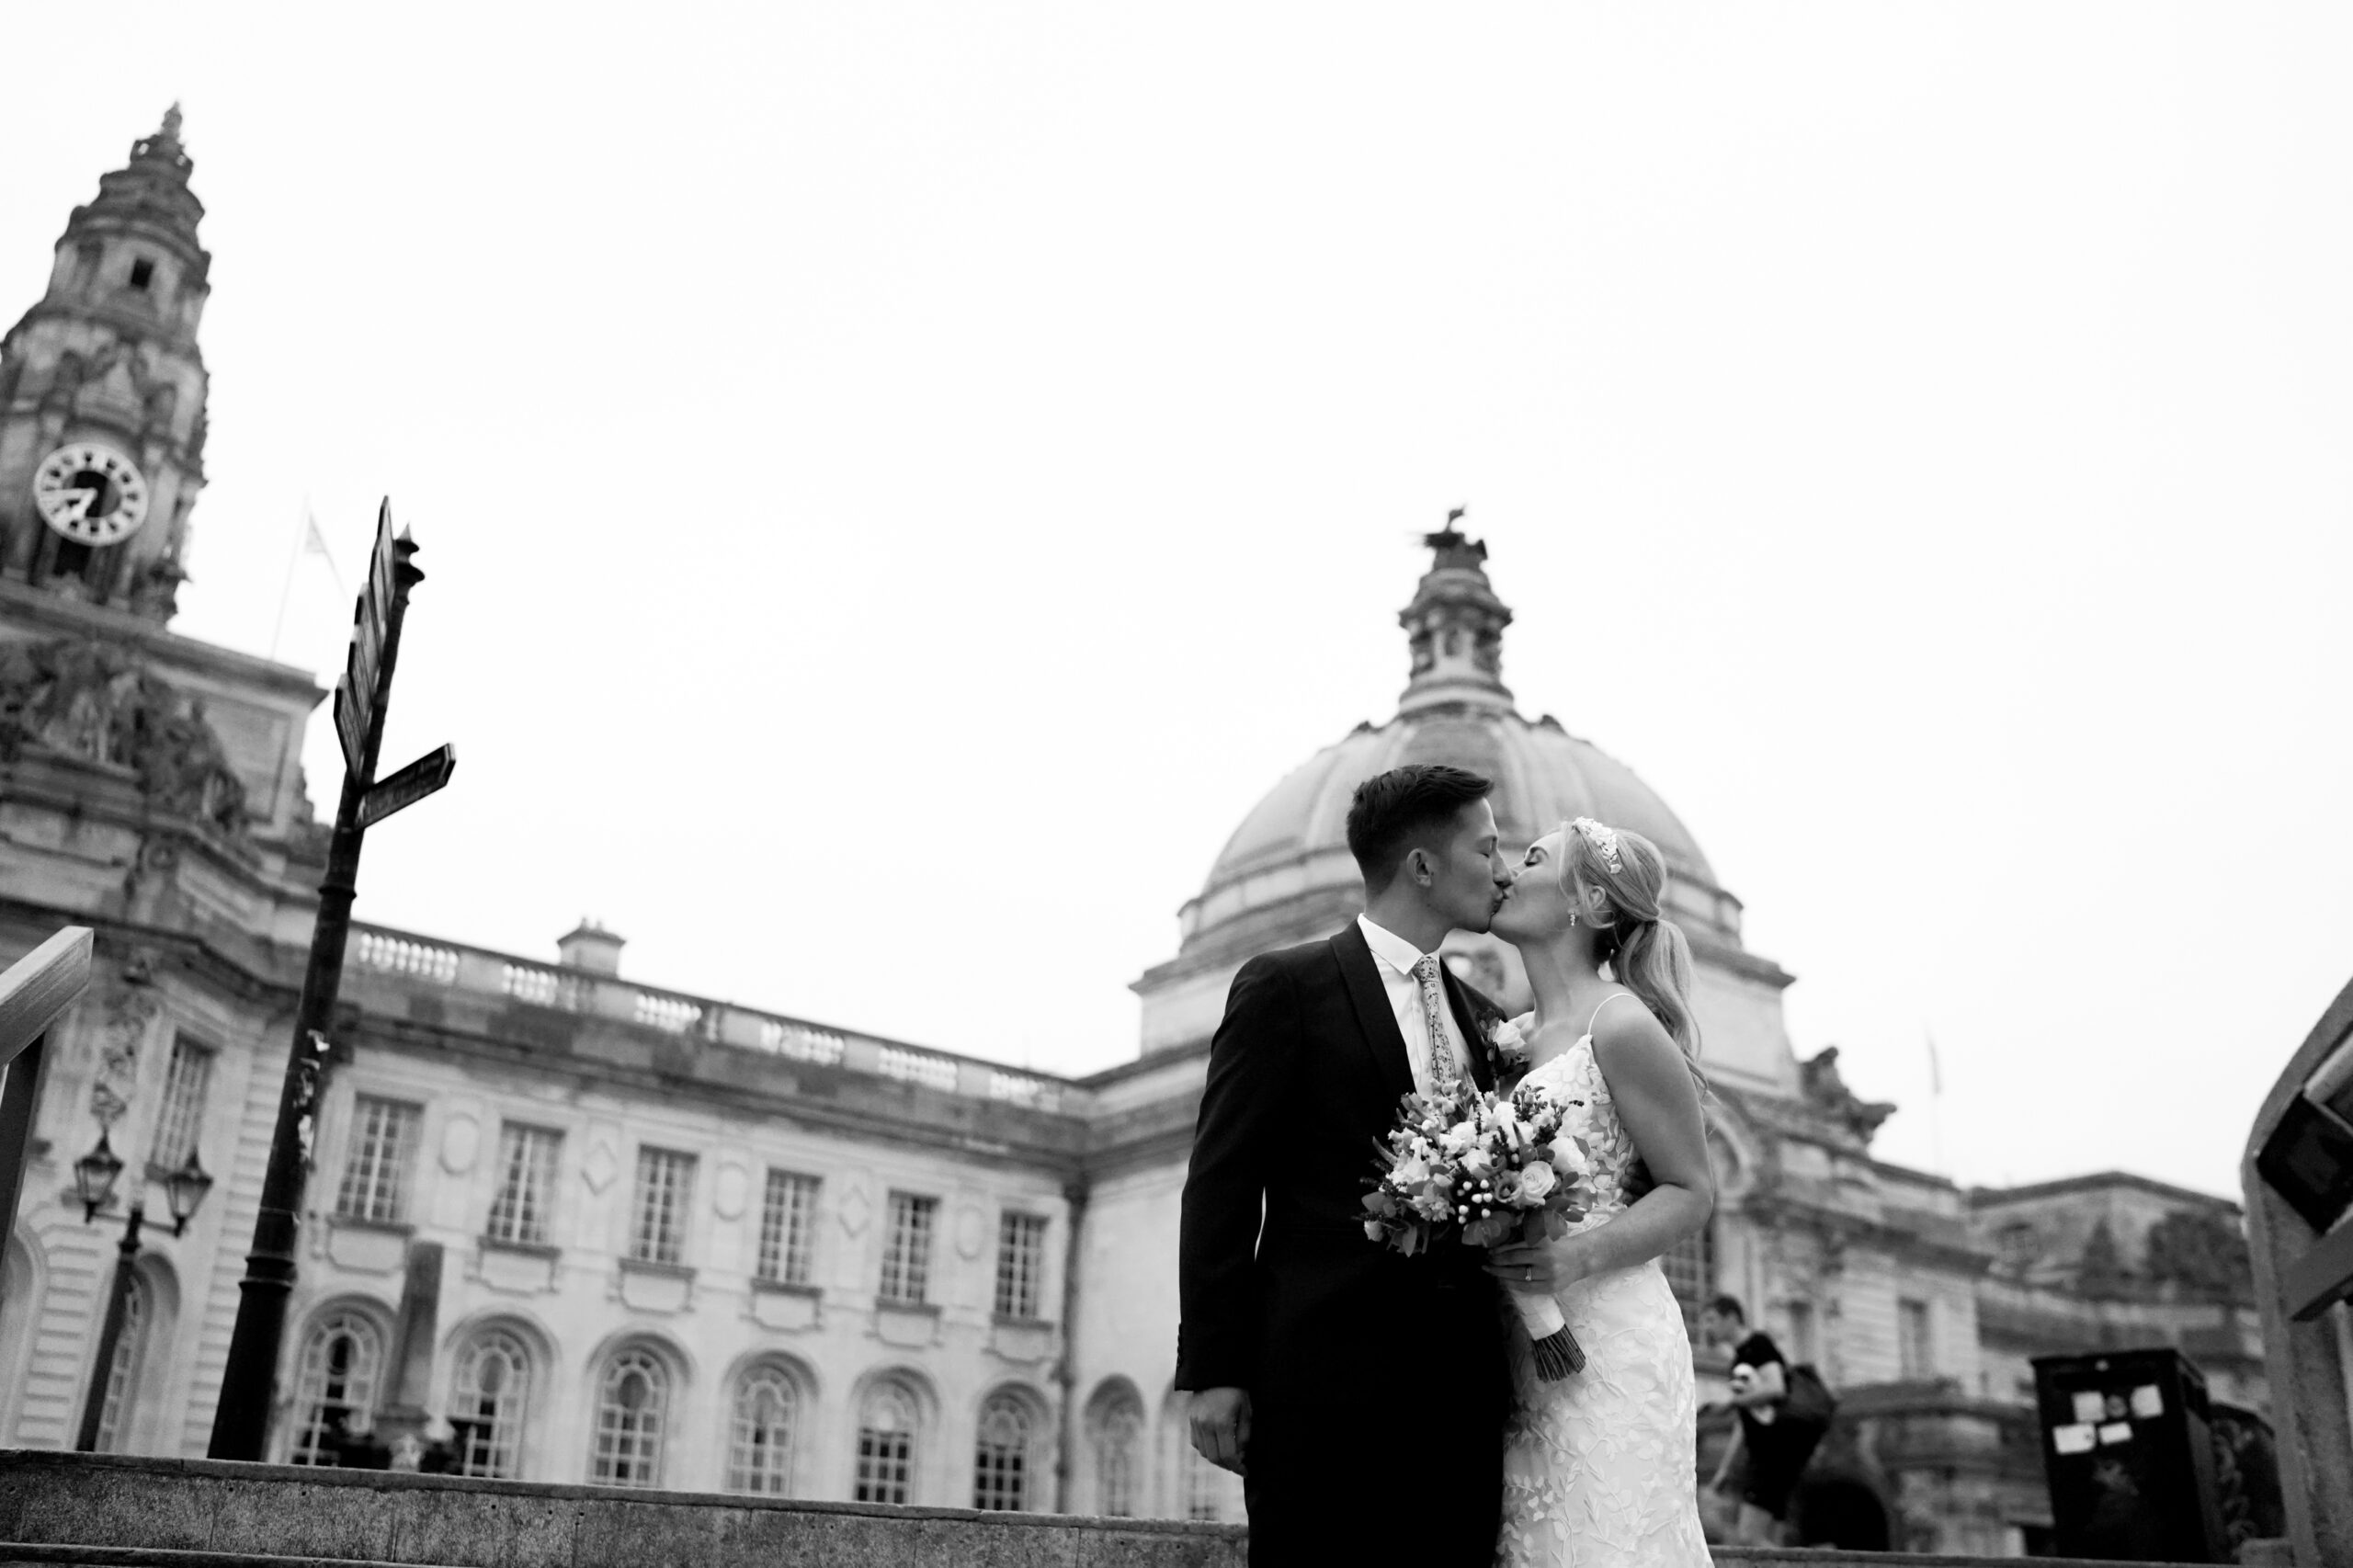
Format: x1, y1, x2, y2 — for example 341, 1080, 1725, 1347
1134, 517, 1794, 1085
1397, 509, 1515, 717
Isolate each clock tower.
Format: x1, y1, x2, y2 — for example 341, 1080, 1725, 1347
0, 107, 210, 621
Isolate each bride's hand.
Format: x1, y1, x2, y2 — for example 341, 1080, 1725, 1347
1484, 1233, 1596, 1292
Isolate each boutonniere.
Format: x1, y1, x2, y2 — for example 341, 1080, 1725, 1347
1485, 1015, 1529, 1068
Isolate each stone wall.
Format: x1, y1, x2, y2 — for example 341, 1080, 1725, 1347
0, 1450, 2218, 1568
0, 1451, 1246, 1568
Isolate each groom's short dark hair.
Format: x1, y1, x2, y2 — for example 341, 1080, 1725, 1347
1347, 765, 1494, 892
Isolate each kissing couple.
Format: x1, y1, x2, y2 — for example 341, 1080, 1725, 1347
1176, 765, 1717, 1567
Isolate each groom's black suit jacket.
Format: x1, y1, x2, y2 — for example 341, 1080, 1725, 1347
1176, 921, 1512, 1566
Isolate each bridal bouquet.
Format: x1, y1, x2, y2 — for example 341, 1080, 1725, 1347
1360, 1077, 1595, 1380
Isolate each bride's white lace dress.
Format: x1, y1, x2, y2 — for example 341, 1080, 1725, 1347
1497, 1009, 1711, 1567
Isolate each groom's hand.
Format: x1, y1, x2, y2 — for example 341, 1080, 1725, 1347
1188, 1386, 1252, 1474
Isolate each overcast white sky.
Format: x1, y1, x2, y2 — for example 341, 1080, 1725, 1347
3, 5, 2347, 1199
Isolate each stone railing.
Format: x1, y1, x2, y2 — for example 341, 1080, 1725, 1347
344, 924, 1074, 1115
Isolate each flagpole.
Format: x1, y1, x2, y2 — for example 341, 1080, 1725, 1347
267, 503, 309, 662
1926, 1026, 1945, 1178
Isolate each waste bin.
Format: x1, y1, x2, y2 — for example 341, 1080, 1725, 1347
2031, 1346, 2228, 1562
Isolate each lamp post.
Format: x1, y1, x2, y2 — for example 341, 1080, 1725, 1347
71, 1127, 212, 1451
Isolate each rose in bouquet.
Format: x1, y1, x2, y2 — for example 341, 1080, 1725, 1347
1360, 1076, 1595, 1380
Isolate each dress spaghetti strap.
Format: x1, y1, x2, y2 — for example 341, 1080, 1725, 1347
1586, 991, 1642, 1038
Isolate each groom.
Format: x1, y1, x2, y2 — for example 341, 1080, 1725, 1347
1176, 764, 1518, 1565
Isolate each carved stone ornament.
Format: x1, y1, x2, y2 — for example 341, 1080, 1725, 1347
580, 1140, 618, 1195
88, 956, 165, 1129
0, 637, 248, 835
438, 1113, 480, 1176
1797, 1047, 1897, 1145
712, 1162, 749, 1221
953, 1203, 987, 1261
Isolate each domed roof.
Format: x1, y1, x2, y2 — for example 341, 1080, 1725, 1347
1177, 522, 1730, 958
1206, 709, 1716, 895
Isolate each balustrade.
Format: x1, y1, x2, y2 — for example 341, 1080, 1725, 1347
344, 925, 1075, 1113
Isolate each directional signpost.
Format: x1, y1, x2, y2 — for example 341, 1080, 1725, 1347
210, 499, 454, 1461
358, 744, 457, 830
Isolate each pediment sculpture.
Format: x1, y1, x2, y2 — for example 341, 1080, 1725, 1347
0, 636, 248, 835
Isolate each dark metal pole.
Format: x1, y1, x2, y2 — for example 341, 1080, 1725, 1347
1052, 1176, 1088, 1513
0, 1033, 46, 1304
75, 1204, 143, 1451
208, 537, 422, 1461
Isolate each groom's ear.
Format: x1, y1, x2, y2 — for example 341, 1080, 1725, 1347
1404, 846, 1435, 888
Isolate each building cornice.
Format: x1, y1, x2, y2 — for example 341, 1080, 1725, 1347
0, 579, 325, 703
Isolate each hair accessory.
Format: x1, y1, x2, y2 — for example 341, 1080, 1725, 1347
1569, 817, 1624, 874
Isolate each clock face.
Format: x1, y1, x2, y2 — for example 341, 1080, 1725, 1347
33, 442, 150, 545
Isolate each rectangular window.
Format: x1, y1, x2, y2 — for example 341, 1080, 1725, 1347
756, 1170, 820, 1285
485, 1124, 562, 1245
878, 1192, 937, 1305
1785, 1301, 1817, 1366
149, 1035, 214, 1168
335, 1096, 422, 1225
129, 257, 154, 290
993, 1211, 1048, 1319
631, 1148, 696, 1266
1898, 1298, 1933, 1379
1661, 1222, 1714, 1339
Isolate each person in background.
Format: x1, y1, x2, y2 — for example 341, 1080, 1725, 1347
1699, 1294, 1798, 1546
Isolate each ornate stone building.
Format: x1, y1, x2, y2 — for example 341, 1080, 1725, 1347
0, 118, 2265, 1553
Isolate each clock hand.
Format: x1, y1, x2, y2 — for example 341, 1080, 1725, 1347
51, 490, 95, 525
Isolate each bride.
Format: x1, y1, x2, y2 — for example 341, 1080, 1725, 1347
1484, 816, 1716, 1567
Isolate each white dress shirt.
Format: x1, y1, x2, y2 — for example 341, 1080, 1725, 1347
1357, 915, 1476, 1096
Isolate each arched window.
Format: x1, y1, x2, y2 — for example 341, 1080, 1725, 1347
290, 1310, 384, 1465
1183, 1442, 1225, 1521
588, 1348, 669, 1488
853, 1381, 919, 1505
726, 1364, 799, 1494
972, 1392, 1033, 1511
90, 1272, 149, 1452
451, 1331, 531, 1479
1092, 1392, 1144, 1517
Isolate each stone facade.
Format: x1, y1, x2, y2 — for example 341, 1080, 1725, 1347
0, 119, 2268, 1555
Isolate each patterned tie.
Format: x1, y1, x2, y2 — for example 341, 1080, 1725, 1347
1411, 955, 1461, 1094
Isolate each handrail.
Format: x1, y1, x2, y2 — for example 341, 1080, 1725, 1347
0, 925, 92, 1068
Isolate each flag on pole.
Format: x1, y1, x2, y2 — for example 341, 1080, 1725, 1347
270, 502, 343, 661
301, 509, 344, 591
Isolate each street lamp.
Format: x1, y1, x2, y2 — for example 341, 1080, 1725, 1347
73, 1128, 212, 1450
72, 1131, 122, 1221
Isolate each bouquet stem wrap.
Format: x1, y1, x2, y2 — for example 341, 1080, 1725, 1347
1507, 1286, 1586, 1381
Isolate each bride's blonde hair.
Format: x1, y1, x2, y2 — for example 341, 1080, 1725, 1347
1561, 819, 1705, 1083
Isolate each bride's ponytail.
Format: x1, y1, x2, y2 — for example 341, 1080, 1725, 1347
1611, 908, 1700, 1063
1563, 820, 1706, 1085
